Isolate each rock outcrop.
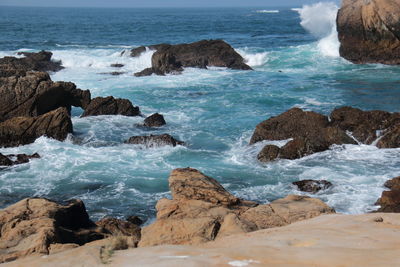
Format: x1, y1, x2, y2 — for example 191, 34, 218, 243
0, 198, 106, 263
96, 218, 141, 247
0, 153, 40, 166
252, 107, 400, 161
292, 179, 333, 193
0, 107, 72, 147
376, 176, 400, 212
81, 96, 140, 117
125, 134, 184, 147
0, 71, 90, 122
143, 113, 166, 127
139, 168, 334, 247
134, 40, 252, 76
337, 0, 400, 64
0, 51, 63, 78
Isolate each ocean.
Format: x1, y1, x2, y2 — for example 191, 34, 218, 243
0, 2, 399, 221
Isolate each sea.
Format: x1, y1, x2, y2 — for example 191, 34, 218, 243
0, 2, 399, 221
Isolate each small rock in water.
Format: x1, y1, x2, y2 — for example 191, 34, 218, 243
125, 134, 184, 148
110, 63, 124, 68
143, 113, 166, 127
292, 180, 333, 193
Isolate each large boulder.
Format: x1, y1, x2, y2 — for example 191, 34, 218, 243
143, 113, 166, 127
0, 107, 73, 147
337, 0, 400, 64
81, 96, 140, 117
134, 40, 252, 76
125, 134, 184, 147
0, 51, 63, 78
251, 108, 356, 160
292, 179, 333, 193
0, 198, 106, 263
0, 71, 91, 122
139, 168, 334, 247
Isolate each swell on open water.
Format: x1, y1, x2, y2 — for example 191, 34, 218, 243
0, 2, 399, 221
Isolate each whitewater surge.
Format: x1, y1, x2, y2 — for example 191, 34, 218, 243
297, 2, 340, 57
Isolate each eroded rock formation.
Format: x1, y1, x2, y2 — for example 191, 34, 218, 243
125, 134, 184, 147
376, 176, 400, 212
81, 96, 140, 117
337, 0, 400, 64
0, 153, 40, 166
139, 168, 334, 247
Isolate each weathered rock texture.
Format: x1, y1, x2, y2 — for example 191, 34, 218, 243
252, 107, 400, 161
0, 51, 63, 78
134, 40, 252, 76
337, 0, 400, 64
0, 107, 73, 147
0, 153, 40, 166
376, 176, 400, 212
81, 96, 140, 117
143, 113, 166, 127
0, 71, 90, 122
139, 168, 334, 247
125, 134, 184, 147
0, 198, 106, 263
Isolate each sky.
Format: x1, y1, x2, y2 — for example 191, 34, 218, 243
0, 0, 339, 8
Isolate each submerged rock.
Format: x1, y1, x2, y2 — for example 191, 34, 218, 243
143, 113, 166, 127
0, 198, 106, 263
0, 153, 40, 166
81, 96, 140, 117
0, 71, 91, 122
110, 63, 124, 68
125, 134, 184, 147
292, 179, 333, 193
337, 0, 400, 64
134, 40, 252, 76
139, 168, 334, 247
0, 107, 73, 147
0, 51, 63, 78
257, 144, 280, 162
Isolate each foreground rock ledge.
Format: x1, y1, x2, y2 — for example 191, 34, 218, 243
337, 0, 400, 64
139, 168, 334, 247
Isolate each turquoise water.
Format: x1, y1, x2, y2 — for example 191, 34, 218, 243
0, 3, 399, 221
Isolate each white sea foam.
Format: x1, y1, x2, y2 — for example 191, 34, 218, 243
236, 48, 268, 67
297, 2, 340, 57
256, 10, 279, 14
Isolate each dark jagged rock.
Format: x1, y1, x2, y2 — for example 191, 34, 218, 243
250, 108, 356, 160
257, 144, 280, 162
0, 107, 72, 147
0, 51, 63, 78
110, 63, 124, 68
384, 176, 400, 190
143, 113, 166, 127
125, 134, 183, 147
292, 180, 333, 193
81, 96, 140, 117
133, 40, 252, 76
0, 153, 40, 166
330, 106, 400, 144
251, 107, 400, 162
0, 71, 91, 122
127, 44, 169, 57
0, 198, 107, 263
96, 217, 141, 238
337, 0, 400, 64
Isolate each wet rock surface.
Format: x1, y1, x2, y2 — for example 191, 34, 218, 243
125, 134, 184, 147
251, 107, 400, 161
337, 0, 400, 64
0, 153, 40, 166
0, 71, 91, 122
292, 179, 333, 193
0, 107, 73, 147
143, 113, 166, 127
81, 96, 140, 117
133, 40, 252, 76
376, 176, 400, 213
